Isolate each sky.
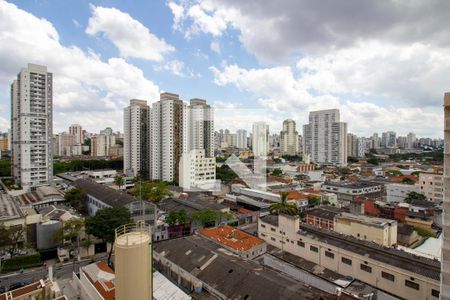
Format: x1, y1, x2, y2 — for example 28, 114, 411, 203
0, 0, 449, 138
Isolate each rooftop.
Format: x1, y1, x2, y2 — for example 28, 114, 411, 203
299, 223, 440, 281
72, 179, 135, 207
198, 225, 265, 252
259, 214, 279, 227
0, 193, 23, 221
82, 261, 115, 300
306, 206, 342, 221
323, 181, 381, 189
153, 235, 334, 300
335, 212, 397, 227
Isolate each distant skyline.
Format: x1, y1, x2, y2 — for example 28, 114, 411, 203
0, 0, 448, 137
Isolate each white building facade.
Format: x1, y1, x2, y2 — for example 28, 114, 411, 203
236, 129, 247, 149
252, 122, 269, 158
179, 149, 217, 191
11, 64, 53, 190
303, 109, 347, 166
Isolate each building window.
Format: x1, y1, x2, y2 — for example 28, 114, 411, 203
405, 280, 419, 290
360, 264, 372, 273
297, 241, 305, 248
325, 251, 334, 259
310, 246, 318, 253
381, 271, 395, 282
431, 289, 440, 298
270, 227, 276, 232
271, 237, 276, 242
261, 224, 266, 228
341, 257, 352, 265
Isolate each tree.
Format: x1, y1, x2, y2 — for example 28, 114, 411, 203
216, 165, 238, 183
271, 168, 283, 176
54, 218, 84, 249
340, 167, 352, 175
411, 171, 421, 177
85, 207, 132, 265
130, 181, 173, 203
366, 157, 379, 165
307, 195, 321, 207
65, 188, 87, 213
114, 175, 124, 189
191, 209, 221, 228
405, 191, 427, 202
166, 210, 189, 226
270, 192, 298, 216
402, 177, 415, 185
347, 156, 359, 163
0, 225, 26, 255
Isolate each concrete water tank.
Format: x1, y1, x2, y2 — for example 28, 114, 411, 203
36, 220, 62, 250
114, 222, 152, 300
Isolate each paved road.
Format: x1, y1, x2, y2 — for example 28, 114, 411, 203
0, 254, 108, 291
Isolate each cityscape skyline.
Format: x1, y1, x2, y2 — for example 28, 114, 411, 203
0, 1, 448, 137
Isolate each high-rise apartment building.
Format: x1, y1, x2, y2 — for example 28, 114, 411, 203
150, 93, 188, 182
252, 122, 269, 158
236, 129, 247, 149
371, 133, 381, 149
303, 109, 347, 166
407, 132, 416, 149
91, 134, 116, 157
442, 92, 450, 299
11, 64, 53, 190
280, 119, 298, 156
188, 99, 214, 157
381, 131, 397, 148
347, 133, 358, 158
69, 124, 83, 144
123, 99, 150, 177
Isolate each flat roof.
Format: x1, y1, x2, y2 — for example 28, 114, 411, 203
323, 181, 382, 189
0, 193, 23, 221
299, 224, 440, 281
306, 206, 341, 221
259, 214, 279, 227
335, 212, 396, 227
153, 235, 333, 300
198, 226, 265, 251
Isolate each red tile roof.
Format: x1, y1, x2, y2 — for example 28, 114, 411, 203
83, 261, 115, 300
198, 226, 265, 252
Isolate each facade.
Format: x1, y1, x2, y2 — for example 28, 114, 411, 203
371, 133, 381, 149
179, 149, 217, 191
236, 129, 247, 149
442, 92, 450, 299
334, 213, 397, 247
258, 214, 441, 300
381, 131, 396, 148
347, 133, 358, 157
386, 183, 419, 204
252, 122, 269, 158
419, 171, 443, 203
407, 132, 417, 149
123, 99, 150, 177
280, 119, 299, 156
150, 93, 188, 182
305, 207, 339, 231
303, 109, 347, 166
11, 63, 53, 190
91, 133, 116, 157
188, 98, 214, 157
321, 181, 383, 204
69, 124, 83, 144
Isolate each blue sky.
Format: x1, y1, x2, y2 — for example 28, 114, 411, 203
0, 0, 449, 137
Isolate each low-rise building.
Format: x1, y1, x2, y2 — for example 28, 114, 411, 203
305, 206, 340, 231
386, 183, 419, 204
258, 214, 440, 300
321, 181, 383, 205
179, 149, 218, 191
334, 212, 397, 247
418, 171, 443, 203
198, 226, 266, 259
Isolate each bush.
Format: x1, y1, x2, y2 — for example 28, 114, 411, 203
1, 253, 42, 273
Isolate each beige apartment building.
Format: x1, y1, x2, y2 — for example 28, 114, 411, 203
334, 213, 397, 247
258, 214, 440, 300
419, 171, 443, 203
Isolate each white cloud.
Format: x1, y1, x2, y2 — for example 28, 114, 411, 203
210, 41, 220, 54
86, 5, 174, 61
0, 0, 160, 132
155, 59, 193, 77
210, 63, 443, 137
168, 1, 184, 30
72, 19, 81, 28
